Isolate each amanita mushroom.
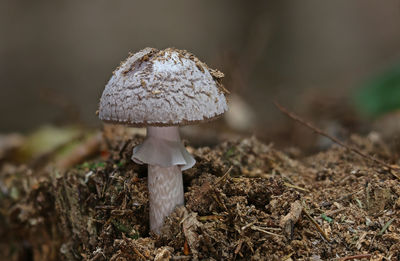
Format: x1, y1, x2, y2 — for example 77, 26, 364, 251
98, 47, 228, 233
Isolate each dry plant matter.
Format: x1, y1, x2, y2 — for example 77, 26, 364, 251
274, 101, 400, 180
0, 129, 400, 260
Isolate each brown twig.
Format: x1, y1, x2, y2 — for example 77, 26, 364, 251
340, 254, 372, 261
301, 201, 330, 241
251, 225, 284, 238
274, 101, 400, 180
283, 182, 310, 192
216, 166, 233, 185
302, 207, 330, 242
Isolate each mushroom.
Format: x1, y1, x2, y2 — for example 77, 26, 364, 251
98, 47, 228, 234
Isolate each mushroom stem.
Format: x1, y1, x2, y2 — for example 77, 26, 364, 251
148, 164, 183, 234
146, 126, 184, 234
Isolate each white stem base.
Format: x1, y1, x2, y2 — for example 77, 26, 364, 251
148, 164, 184, 234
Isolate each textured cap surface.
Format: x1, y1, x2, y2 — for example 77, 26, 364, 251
99, 47, 228, 127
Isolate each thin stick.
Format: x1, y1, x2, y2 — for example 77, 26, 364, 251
241, 221, 257, 231
216, 166, 234, 185
340, 254, 372, 261
301, 201, 330, 241
274, 101, 400, 180
283, 182, 310, 192
250, 225, 284, 238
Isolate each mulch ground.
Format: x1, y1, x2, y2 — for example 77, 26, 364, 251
1, 131, 399, 260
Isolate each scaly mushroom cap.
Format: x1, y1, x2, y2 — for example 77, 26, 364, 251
99, 47, 228, 127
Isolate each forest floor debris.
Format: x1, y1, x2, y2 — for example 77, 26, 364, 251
0, 130, 399, 260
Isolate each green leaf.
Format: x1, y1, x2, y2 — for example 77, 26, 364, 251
354, 63, 400, 118
321, 213, 333, 223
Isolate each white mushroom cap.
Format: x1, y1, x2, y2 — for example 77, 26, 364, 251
99, 47, 228, 127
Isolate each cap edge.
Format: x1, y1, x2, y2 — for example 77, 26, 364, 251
99, 112, 225, 127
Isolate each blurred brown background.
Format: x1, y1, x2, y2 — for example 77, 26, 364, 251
1, 0, 400, 146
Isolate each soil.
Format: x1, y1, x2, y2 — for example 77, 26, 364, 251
0, 130, 399, 260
